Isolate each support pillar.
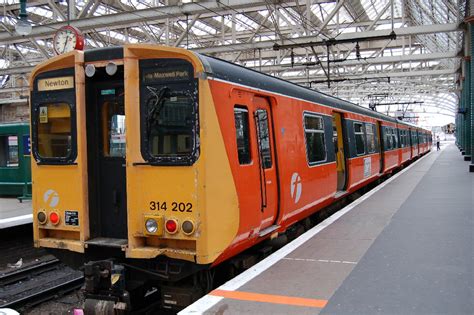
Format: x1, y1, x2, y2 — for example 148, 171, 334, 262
464, 58, 471, 161
469, 20, 474, 171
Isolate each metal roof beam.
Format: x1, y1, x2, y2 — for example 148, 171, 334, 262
287, 68, 457, 83
246, 51, 458, 72
0, 1, 315, 44
194, 23, 460, 54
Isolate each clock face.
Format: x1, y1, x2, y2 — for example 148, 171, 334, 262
53, 26, 84, 55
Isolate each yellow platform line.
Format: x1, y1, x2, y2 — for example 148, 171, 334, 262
210, 289, 327, 308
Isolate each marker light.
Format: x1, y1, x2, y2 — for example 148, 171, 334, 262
37, 211, 47, 225
165, 219, 178, 234
106, 62, 118, 76
182, 220, 195, 235
85, 64, 96, 77
145, 218, 158, 234
49, 211, 60, 225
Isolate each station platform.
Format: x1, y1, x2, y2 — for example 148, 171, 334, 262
0, 198, 32, 229
181, 143, 473, 314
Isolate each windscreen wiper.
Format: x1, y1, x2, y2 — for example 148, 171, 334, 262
146, 86, 169, 135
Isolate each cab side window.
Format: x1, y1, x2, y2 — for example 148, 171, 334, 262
37, 102, 72, 159
234, 107, 251, 165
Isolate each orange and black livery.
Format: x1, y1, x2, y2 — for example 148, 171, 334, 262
29, 45, 431, 312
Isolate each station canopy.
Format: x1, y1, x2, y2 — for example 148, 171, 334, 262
0, 0, 467, 127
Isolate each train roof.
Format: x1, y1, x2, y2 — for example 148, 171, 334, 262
80, 46, 426, 132
196, 53, 426, 130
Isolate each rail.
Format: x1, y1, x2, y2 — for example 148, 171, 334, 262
0, 259, 84, 310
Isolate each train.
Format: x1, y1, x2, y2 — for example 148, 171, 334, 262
0, 122, 31, 198
29, 45, 431, 313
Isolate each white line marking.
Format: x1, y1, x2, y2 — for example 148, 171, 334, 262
0, 214, 33, 229
282, 257, 358, 265
179, 151, 432, 315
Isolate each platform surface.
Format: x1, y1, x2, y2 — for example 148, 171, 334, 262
181, 143, 474, 315
0, 198, 32, 228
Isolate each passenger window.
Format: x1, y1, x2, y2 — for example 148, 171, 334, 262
234, 107, 251, 165
385, 128, 393, 150
304, 114, 326, 164
37, 103, 72, 158
0, 135, 19, 167
365, 123, 376, 153
392, 128, 398, 148
255, 109, 272, 169
354, 122, 365, 155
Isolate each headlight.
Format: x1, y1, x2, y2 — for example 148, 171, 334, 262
106, 62, 118, 76
145, 218, 158, 233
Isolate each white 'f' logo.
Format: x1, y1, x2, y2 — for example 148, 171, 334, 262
290, 172, 302, 203
43, 189, 60, 207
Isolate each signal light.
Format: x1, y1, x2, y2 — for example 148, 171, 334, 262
37, 211, 47, 225
49, 211, 60, 225
182, 220, 195, 235
165, 219, 178, 234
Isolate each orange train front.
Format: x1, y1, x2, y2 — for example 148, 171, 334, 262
29, 45, 431, 311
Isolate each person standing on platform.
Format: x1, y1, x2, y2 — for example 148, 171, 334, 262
436, 136, 440, 151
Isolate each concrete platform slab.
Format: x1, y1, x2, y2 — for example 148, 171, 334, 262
0, 198, 32, 228
181, 144, 473, 315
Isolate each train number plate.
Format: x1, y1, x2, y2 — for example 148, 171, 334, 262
65, 211, 79, 226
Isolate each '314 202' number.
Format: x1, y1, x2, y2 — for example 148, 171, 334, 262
149, 201, 192, 212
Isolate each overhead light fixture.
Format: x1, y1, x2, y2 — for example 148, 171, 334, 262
15, 0, 32, 36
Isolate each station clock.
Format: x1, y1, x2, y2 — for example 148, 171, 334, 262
53, 25, 85, 55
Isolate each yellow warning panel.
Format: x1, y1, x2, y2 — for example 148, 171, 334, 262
39, 106, 48, 123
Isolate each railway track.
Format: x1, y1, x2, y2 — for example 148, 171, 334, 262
0, 258, 60, 287
0, 259, 84, 310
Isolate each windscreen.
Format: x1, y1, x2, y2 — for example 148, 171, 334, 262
140, 59, 198, 165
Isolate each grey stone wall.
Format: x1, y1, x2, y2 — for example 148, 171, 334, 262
0, 103, 29, 123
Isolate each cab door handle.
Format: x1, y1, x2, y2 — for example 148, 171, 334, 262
113, 190, 119, 207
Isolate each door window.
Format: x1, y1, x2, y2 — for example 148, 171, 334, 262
101, 97, 126, 158
255, 109, 272, 169
234, 107, 251, 164
365, 123, 376, 153
354, 122, 366, 155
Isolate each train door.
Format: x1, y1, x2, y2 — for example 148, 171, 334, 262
253, 97, 278, 230
377, 121, 384, 173
332, 112, 346, 191
87, 81, 128, 240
